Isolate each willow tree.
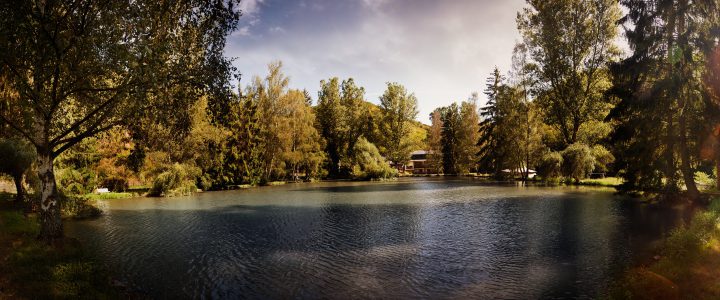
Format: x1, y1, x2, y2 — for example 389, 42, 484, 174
0, 0, 240, 240
517, 0, 620, 147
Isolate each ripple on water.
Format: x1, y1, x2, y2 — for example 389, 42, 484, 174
66, 179, 685, 299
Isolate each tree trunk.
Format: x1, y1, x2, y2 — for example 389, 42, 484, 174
679, 113, 700, 199
12, 173, 26, 204
37, 152, 63, 241
664, 113, 677, 191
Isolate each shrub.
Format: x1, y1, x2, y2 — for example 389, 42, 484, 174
57, 168, 97, 195
561, 143, 595, 182
148, 163, 199, 197
61, 195, 103, 219
537, 151, 563, 180
349, 138, 397, 180
591, 145, 614, 173
694, 171, 716, 191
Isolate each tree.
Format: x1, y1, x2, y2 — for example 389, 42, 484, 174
518, 0, 620, 147
457, 97, 480, 174
427, 109, 444, 174
478, 68, 507, 177
378, 82, 419, 171
0, 0, 240, 240
609, 0, 720, 198
561, 143, 595, 183
0, 138, 36, 203
279, 89, 326, 181
349, 137, 397, 180
440, 104, 461, 174
316, 78, 369, 177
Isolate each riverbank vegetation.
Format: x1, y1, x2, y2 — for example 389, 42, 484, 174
0, 196, 116, 298
610, 198, 720, 299
0, 0, 720, 297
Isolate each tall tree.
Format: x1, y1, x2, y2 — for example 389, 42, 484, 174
427, 109, 444, 174
457, 96, 480, 174
609, 0, 720, 198
518, 0, 620, 146
316, 78, 368, 177
279, 89, 326, 181
378, 82, 419, 171
0, 0, 240, 240
440, 104, 461, 175
478, 68, 511, 178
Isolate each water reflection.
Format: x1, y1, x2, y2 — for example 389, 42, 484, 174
67, 178, 686, 299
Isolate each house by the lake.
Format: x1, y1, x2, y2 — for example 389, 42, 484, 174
405, 150, 431, 174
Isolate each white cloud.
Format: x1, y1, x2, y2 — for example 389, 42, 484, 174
238, 0, 264, 16
233, 26, 251, 37
227, 0, 528, 124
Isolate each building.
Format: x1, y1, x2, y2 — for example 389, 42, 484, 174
405, 150, 431, 174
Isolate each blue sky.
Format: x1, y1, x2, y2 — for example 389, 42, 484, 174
226, 0, 527, 123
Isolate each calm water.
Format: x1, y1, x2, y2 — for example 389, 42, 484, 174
66, 178, 686, 299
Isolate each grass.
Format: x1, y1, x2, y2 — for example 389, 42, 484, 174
0, 208, 120, 299
579, 177, 624, 187
84, 192, 136, 200
608, 197, 720, 299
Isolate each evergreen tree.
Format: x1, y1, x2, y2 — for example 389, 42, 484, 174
440, 104, 461, 174
609, 0, 720, 198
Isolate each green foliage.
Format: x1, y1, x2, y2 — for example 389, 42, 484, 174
0, 138, 36, 202
590, 145, 615, 173
695, 171, 717, 191
316, 77, 369, 177
349, 138, 398, 180
60, 195, 103, 220
579, 177, 623, 187
537, 151, 563, 179
609, 0, 720, 196
148, 163, 199, 197
561, 143, 596, 182
0, 138, 35, 178
518, 0, 619, 147
84, 192, 135, 201
378, 82, 420, 168
427, 109, 444, 174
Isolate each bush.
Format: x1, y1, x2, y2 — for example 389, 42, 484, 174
537, 151, 563, 180
349, 138, 397, 180
561, 143, 595, 182
57, 168, 97, 195
148, 163, 199, 197
591, 145, 614, 173
61, 195, 103, 219
695, 171, 716, 191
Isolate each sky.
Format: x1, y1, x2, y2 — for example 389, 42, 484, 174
225, 0, 527, 124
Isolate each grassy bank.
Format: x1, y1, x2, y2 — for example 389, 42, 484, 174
84, 192, 136, 200
0, 209, 119, 298
579, 177, 623, 187
609, 197, 720, 299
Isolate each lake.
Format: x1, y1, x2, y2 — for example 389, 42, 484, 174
66, 178, 686, 299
